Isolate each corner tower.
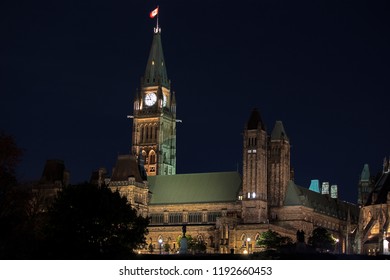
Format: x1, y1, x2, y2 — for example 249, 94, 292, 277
242, 109, 268, 223
357, 164, 373, 206
267, 121, 290, 207
131, 26, 176, 176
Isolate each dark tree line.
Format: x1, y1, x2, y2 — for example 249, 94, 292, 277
256, 227, 337, 254
0, 132, 149, 259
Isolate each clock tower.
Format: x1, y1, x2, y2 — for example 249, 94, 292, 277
131, 26, 176, 176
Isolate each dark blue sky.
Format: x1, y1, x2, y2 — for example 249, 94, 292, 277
1, 0, 389, 203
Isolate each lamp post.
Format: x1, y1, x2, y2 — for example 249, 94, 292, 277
158, 238, 163, 255
247, 237, 251, 254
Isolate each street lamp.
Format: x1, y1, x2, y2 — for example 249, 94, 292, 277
247, 237, 251, 254
158, 238, 163, 255
334, 238, 339, 254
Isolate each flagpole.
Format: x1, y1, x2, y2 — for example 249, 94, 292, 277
156, 5, 159, 31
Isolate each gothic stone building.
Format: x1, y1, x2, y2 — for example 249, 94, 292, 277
355, 159, 390, 255
108, 25, 358, 254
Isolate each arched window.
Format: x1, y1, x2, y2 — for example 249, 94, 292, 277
154, 125, 158, 140
197, 235, 204, 243
241, 234, 247, 247
145, 124, 149, 140
255, 233, 260, 247
148, 125, 152, 140
140, 125, 145, 142
149, 150, 156, 164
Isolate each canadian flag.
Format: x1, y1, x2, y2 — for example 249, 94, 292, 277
149, 7, 159, 18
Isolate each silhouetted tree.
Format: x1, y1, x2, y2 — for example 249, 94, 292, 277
0, 132, 35, 259
308, 227, 336, 252
0, 131, 23, 190
256, 230, 292, 250
43, 183, 149, 259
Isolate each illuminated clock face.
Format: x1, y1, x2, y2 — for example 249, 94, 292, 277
145, 92, 157, 106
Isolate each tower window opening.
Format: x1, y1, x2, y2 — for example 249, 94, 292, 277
247, 192, 251, 199
145, 125, 149, 140
252, 192, 256, 198
148, 126, 152, 140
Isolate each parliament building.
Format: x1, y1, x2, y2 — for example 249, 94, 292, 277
105, 24, 363, 254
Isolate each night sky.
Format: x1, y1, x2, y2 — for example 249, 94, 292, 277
1, 0, 389, 203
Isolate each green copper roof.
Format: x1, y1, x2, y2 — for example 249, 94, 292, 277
284, 181, 359, 221
143, 29, 169, 88
147, 172, 242, 205
360, 164, 370, 181
308, 179, 320, 193
271, 121, 288, 141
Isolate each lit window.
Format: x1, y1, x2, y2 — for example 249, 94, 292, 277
248, 150, 252, 154
247, 193, 251, 199
252, 149, 257, 153
152, 60, 155, 65
252, 192, 256, 198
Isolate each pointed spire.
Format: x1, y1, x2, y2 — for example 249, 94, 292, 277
309, 179, 320, 193
246, 108, 266, 130
271, 121, 289, 141
171, 91, 176, 114
383, 157, 389, 173
142, 28, 169, 88
360, 164, 370, 181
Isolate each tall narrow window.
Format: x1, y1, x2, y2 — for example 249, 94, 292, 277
154, 126, 158, 140
140, 126, 145, 142
148, 125, 152, 140
145, 125, 149, 140
149, 150, 156, 164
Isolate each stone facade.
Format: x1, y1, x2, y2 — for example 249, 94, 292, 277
355, 160, 390, 255
110, 25, 360, 255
